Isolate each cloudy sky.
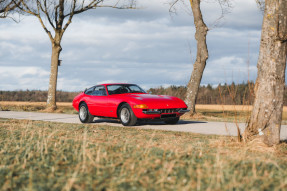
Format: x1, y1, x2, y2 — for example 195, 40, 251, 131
0, 0, 263, 91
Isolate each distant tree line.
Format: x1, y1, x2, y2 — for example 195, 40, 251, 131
147, 82, 256, 105
2, 82, 287, 106
148, 82, 287, 106
0, 90, 80, 102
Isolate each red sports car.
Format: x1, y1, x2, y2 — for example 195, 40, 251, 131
72, 83, 189, 126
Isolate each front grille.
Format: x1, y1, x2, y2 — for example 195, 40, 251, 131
143, 108, 186, 114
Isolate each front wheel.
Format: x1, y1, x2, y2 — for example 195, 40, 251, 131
119, 103, 137, 126
79, 103, 94, 123
164, 117, 179, 125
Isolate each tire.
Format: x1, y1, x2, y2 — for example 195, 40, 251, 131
119, 103, 137, 126
164, 117, 179, 125
79, 103, 94, 123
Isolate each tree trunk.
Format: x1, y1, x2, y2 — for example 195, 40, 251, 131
244, 0, 287, 146
47, 37, 62, 110
184, 0, 209, 115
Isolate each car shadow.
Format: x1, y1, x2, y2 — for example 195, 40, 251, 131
93, 118, 120, 124
92, 118, 207, 126
138, 120, 207, 126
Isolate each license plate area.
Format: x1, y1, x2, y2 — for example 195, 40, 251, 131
160, 114, 176, 119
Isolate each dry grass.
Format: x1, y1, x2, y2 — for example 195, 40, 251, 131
193, 105, 287, 124
196, 104, 287, 112
196, 104, 253, 111
0, 119, 286, 190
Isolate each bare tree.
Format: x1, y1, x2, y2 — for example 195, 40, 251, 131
0, 0, 19, 18
170, 0, 231, 116
244, 0, 287, 146
16, 0, 135, 110
184, 0, 208, 115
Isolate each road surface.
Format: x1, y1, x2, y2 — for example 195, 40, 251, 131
0, 111, 286, 140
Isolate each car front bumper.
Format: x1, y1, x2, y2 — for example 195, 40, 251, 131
133, 108, 190, 119
142, 109, 190, 115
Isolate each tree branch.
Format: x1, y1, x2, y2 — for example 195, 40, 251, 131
16, 0, 53, 41
57, 0, 64, 29
62, 0, 77, 34
64, 0, 102, 17
36, 1, 53, 42
42, 0, 56, 30
0, 0, 19, 18
16, 0, 38, 16
14, 0, 137, 43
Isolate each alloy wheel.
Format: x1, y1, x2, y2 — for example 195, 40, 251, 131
120, 108, 130, 123
79, 106, 87, 121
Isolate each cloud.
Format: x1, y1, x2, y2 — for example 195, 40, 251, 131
202, 56, 257, 84
0, 66, 50, 90
201, 0, 263, 30
0, 0, 264, 91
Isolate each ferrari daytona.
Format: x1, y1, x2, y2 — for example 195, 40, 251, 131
72, 83, 189, 126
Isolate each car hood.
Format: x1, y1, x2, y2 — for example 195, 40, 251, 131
124, 94, 187, 109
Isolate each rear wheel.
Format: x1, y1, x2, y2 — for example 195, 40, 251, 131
79, 103, 94, 123
164, 117, 179, 125
119, 103, 137, 126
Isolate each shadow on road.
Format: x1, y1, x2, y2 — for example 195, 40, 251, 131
178, 120, 207, 124
91, 118, 207, 126
138, 120, 207, 126
93, 118, 120, 124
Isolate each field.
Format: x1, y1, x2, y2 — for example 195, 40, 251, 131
0, 101, 75, 114
0, 119, 287, 190
2, 101, 287, 124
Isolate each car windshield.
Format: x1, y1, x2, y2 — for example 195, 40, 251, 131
107, 84, 146, 95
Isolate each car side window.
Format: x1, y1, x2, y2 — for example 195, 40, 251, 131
128, 85, 145, 93
85, 87, 94, 95
92, 86, 107, 96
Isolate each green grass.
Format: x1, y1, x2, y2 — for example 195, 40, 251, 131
0, 119, 287, 190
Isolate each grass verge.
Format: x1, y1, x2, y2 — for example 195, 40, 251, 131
0, 119, 286, 190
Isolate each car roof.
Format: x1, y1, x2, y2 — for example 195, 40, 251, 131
99, 83, 135, 86
85, 83, 136, 91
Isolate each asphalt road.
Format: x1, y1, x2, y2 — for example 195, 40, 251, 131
1, 111, 287, 140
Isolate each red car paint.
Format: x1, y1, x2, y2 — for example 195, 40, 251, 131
73, 83, 189, 123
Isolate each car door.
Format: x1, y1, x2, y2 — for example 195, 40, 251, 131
85, 86, 109, 117
104, 85, 124, 118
